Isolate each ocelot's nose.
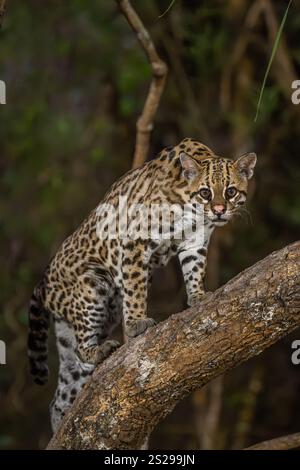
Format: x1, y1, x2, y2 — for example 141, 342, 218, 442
212, 204, 226, 215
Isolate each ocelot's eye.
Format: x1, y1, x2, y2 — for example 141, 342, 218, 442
226, 186, 237, 199
199, 188, 212, 200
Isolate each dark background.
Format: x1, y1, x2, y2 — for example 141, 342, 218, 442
0, 0, 300, 450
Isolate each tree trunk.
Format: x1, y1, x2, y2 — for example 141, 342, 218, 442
48, 241, 300, 450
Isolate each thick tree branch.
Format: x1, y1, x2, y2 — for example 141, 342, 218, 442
117, 0, 168, 168
245, 432, 300, 450
48, 241, 300, 450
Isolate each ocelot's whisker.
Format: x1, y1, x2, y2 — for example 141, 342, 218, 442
236, 207, 253, 226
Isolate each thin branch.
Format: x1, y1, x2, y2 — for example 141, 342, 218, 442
245, 432, 300, 450
117, 0, 168, 168
47, 241, 300, 450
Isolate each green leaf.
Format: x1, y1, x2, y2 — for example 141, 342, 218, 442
254, 0, 293, 122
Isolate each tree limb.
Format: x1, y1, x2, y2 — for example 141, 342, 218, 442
117, 0, 168, 168
47, 241, 300, 450
245, 432, 300, 450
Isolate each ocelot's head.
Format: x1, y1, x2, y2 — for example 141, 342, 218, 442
180, 151, 257, 226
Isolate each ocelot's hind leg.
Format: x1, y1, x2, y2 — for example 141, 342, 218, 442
70, 283, 120, 365
50, 317, 94, 432
50, 282, 121, 433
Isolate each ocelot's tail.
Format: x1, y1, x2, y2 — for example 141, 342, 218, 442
28, 282, 50, 385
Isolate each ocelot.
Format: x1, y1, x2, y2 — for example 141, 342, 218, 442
27, 137, 256, 431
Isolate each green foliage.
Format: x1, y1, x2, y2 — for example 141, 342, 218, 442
188, 24, 228, 78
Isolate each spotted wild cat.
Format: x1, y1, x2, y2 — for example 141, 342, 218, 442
28, 138, 257, 431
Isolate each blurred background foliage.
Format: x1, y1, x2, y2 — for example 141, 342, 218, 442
0, 0, 300, 449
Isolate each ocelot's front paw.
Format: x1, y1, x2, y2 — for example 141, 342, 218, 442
125, 317, 156, 338
95, 340, 120, 364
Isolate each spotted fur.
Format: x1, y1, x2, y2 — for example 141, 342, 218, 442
28, 138, 256, 431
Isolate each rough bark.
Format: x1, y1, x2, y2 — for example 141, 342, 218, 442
48, 241, 300, 450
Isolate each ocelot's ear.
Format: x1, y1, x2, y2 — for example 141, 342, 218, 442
180, 153, 199, 182
235, 152, 257, 179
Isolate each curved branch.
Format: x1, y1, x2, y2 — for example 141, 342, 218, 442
117, 0, 168, 168
245, 432, 300, 450
47, 241, 300, 450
